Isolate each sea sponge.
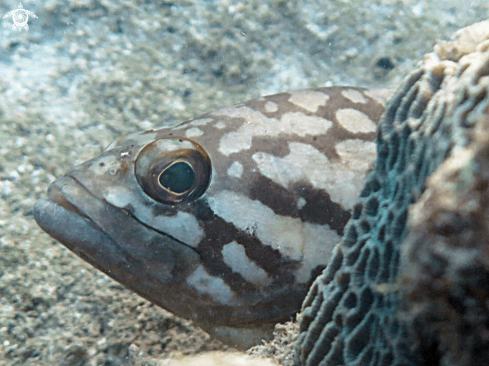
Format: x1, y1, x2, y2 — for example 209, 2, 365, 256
295, 20, 489, 366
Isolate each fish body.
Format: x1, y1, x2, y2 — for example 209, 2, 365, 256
34, 87, 393, 348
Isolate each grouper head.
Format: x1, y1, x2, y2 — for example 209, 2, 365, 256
34, 87, 392, 348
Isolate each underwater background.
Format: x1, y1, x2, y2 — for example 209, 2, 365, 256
0, 0, 488, 365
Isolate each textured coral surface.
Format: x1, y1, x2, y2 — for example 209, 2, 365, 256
296, 20, 489, 366
401, 38, 489, 366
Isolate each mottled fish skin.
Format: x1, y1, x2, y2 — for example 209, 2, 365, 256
34, 87, 393, 348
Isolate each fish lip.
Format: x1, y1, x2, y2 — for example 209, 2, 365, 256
33, 175, 200, 278
38, 175, 191, 250
45, 176, 90, 220
33, 176, 118, 260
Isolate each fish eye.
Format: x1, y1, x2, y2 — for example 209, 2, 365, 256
135, 137, 211, 204
158, 161, 195, 194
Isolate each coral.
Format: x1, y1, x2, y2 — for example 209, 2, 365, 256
295, 20, 489, 366
400, 41, 489, 366
248, 318, 299, 366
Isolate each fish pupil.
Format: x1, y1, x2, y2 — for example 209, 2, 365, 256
159, 162, 195, 194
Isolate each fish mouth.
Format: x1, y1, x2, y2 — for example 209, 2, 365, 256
33, 176, 200, 315
34, 176, 119, 266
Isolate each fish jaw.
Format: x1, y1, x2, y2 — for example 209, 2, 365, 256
33, 175, 202, 319
33, 175, 294, 343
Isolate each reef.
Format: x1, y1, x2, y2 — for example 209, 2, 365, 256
400, 23, 489, 366
295, 20, 489, 366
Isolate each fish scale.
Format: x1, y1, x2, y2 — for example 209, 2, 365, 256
34, 86, 393, 349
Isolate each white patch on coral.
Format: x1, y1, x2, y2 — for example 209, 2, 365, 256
288, 90, 330, 113
187, 265, 234, 304
222, 241, 272, 287
336, 108, 376, 133
264, 101, 278, 113
213, 106, 332, 156
297, 197, 307, 210
252, 142, 374, 209
207, 191, 339, 267
227, 161, 243, 178
342, 89, 367, 104
185, 127, 204, 138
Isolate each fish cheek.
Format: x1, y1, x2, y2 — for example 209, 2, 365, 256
141, 237, 199, 283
